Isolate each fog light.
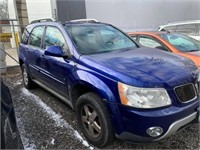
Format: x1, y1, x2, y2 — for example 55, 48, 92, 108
146, 127, 163, 137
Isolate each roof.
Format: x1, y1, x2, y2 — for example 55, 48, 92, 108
30, 18, 100, 25
128, 31, 168, 35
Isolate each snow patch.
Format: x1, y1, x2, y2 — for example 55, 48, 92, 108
51, 138, 55, 145
21, 88, 94, 149
16, 117, 37, 150
13, 79, 22, 86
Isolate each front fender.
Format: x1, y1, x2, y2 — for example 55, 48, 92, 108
72, 70, 124, 135
74, 70, 118, 103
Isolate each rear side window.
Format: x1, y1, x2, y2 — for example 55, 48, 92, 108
176, 24, 199, 36
130, 35, 137, 40
28, 26, 45, 48
162, 26, 176, 32
21, 29, 29, 44
139, 37, 162, 48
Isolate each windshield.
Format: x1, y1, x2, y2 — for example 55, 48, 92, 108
160, 33, 200, 52
65, 24, 137, 54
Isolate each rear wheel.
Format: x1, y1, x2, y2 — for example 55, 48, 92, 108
76, 92, 115, 147
21, 64, 34, 89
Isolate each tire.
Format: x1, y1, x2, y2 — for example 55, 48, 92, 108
76, 92, 115, 147
21, 64, 34, 89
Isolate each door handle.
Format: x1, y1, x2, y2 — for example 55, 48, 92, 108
40, 55, 45, 60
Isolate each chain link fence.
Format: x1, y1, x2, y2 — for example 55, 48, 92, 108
0, 19, 23, 74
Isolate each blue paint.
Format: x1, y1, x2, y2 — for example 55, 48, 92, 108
19, 21, 200, 141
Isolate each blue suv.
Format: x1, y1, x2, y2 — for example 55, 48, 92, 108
19, 19, 200, 147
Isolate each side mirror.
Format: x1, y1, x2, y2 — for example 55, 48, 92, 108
44, 46, 68, 58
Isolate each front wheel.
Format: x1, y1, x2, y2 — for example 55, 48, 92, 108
76, 92, 115, 147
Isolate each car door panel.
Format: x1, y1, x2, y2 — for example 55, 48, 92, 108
26, 26, 45, 81
41, 26, 72, 99
42, 56, 74, 98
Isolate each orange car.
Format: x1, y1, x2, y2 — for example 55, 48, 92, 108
128, 32, 200, 68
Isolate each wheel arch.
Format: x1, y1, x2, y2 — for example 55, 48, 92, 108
19, 59, 24, 67
70, 73, 116, 110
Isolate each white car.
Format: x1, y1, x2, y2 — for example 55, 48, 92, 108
158, 20, 200, 41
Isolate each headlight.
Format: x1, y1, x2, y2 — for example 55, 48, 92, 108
118, 82, 171, 109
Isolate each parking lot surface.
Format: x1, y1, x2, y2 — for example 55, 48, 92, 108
2, 70, 200, 149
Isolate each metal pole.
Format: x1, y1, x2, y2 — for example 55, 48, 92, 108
0, 48, 19, 64
11, 20, 19, 56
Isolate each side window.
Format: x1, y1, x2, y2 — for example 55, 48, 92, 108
176, 24, 199, 36
44, 27, 69, 52
22, 29, 29, 44
28, 26, 44, 48
162, 26, 176, 32
139, 37, 162, 48
130, 35, 137, 40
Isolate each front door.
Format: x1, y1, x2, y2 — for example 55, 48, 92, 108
41, 26, 73, 99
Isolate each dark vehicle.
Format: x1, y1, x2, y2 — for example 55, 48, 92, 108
1, 80, 23, 149
19, 18, 200, 147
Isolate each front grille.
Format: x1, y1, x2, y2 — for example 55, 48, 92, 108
175, 83, 197, 103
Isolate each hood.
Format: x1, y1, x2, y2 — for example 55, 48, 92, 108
80, 47, 198, 89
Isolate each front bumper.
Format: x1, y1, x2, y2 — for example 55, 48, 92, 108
108, 99, 199, 142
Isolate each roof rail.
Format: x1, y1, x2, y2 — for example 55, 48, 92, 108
30, 18, 56, 24
68, 18, 99, 23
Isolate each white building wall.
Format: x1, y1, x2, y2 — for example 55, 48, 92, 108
26, 0, 53, 23
7, 0, 19, 32
8, 0, 16, 19
85, 0, 200, 31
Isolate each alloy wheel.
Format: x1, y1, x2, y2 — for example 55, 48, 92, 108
81, 104, 101, 138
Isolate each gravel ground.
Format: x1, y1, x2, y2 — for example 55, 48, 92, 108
2, 70, 200, 149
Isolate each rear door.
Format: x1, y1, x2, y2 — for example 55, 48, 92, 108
26, 26, 45, 80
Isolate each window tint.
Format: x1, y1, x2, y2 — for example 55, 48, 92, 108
44, 27, 68, 52
176, 24, 199, 36
28, 26, 44, 48
139, 37, 162, 48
